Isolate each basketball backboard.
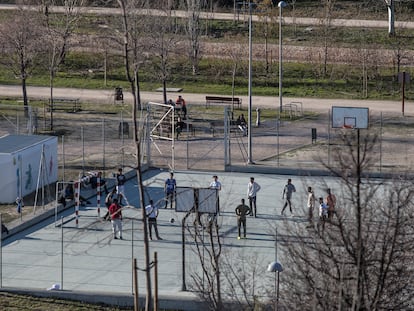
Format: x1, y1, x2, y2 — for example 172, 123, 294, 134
175, 187, 217, 214
198, 188, 218, 213
175, 187, 194, 212
332, 106, 369, 129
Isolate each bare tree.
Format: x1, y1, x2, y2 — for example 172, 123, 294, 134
0, 7, 44, 111
40, 0, 84, 130
115, 1, 153, 310
146, 0, 181, 104
184, 0, 205, 75
320, 0, 336, 77
255, 0, 274, 75
189, 217, 224, 310
281, 129, 414, 310
227, 42, 245, 109
188, 204, 268, 310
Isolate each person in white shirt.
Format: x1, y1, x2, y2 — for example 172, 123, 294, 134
247, 177, 261, 217
281, 178, 296, 216
209, 175, 222, 214
318, 197, 328, 233
145, 200, 162, 240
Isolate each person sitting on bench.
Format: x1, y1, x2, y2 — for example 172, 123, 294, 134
58, 183, 90, 207
236, 114, 247, 136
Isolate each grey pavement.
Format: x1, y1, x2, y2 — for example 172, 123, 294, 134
1, 168, 346, 309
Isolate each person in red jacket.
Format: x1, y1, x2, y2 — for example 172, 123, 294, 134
109, 198, 123, 239
176, 95, 187, 119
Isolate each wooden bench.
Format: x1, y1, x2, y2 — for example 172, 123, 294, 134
48, 98, 81, 113
205, 96, 242, 109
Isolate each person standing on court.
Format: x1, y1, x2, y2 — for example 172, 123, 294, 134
247, 177, 261, 217
235, 198, 251, 239
210, 175, 222, 214
145, 200, 162, 240
307, 186, 316, 224
116, 168, 127, 205
326, 188, 337, 220
108, 198, 122, 239
103, 188, 118, 221
318, 197, 328, 233
281, 178, 296, 216
164, 172, 176, 209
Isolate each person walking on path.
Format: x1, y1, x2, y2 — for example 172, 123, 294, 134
235, 198, 251, 239
108, 198, 123, 239
326, 188, 337, 220
281, 178, 296, 216
247, 177, 261, 217
307, 186, 316, 225
116, 168, 129, 206
164, 172, 176, 209
210, 175, 222, 214
145, 200, 162, 240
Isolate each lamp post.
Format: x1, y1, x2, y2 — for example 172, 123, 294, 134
268, 228, 282, 310
278, 1, 287, 113
247, 2, 254, 164
267, 261, 283, 311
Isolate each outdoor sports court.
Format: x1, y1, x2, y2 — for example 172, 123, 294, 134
1, 169, 344, 302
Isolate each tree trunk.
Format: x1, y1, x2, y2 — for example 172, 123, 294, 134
132, 66, 152, 311
21, 77, 28, 117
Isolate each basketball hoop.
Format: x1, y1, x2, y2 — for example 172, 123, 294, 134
331, 107, 369, 129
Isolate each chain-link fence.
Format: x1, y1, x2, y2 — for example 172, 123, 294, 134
1, 103, 413, 181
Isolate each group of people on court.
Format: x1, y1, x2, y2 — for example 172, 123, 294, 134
306, 186, 337, 232
163, 174, 337, 239
103, 167, 128, 239
106, 168, 165, 241
105, 170, 337, 241
162, 172, 260, 240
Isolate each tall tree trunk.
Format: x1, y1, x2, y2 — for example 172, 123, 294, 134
21, 77, 28, 117
131, 68, 152, 311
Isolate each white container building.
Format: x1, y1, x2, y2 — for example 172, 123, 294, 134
0, 134, 58, 203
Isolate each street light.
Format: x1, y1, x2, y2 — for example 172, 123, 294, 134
278, 1, 287, 113
267, 261, 283, 311
247, 2, 254, 164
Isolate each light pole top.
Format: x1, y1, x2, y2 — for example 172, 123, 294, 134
278, 1, 287, 8
267, 261, 283, 272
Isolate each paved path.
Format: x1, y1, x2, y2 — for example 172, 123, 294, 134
1, 84, 412, 116
1, 5, 413, 30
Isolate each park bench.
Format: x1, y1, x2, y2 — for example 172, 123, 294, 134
205, 96, 242, 109
48, 98, 81, 113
